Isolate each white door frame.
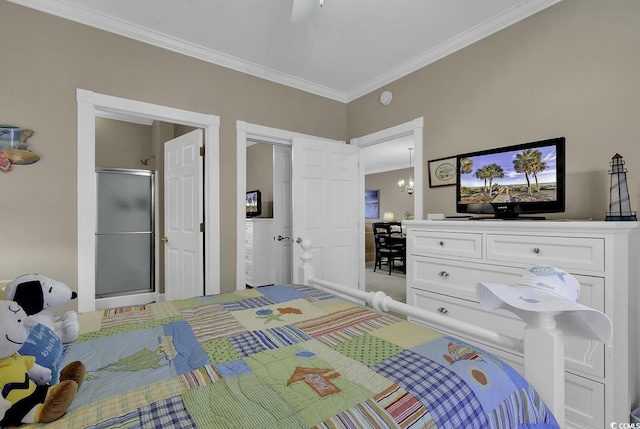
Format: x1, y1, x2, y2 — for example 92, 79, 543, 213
235, 121, 345, 291
350, 118, 424, 289
77, 88, 220, 312
350, 118, 424, 219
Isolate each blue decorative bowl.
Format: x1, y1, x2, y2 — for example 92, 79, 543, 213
0, 126, 21, 140
0, 126, 21, 149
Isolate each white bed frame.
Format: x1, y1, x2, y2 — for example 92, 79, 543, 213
297, 239, 575, 428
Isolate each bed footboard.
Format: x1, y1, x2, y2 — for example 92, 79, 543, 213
297, 238, 569, 427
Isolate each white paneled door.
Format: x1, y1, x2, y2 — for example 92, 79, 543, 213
164, 129, 204, 300
292, 137, 360, 290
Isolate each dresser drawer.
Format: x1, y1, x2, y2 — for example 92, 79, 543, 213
245, 221, 253, 238
563, 275, 605, 379
486, 234, 604, 272
564, 372, 605, 429
409, 230, 482, 259
408, 288, 525, 346
409, 256, 522, 301
408, 287, 604, 377
245, 260, 253, 287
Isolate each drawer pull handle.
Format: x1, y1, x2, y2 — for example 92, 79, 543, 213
439, 241, 445, 246
533, 247, 541, 254
437, 307, 449, 315
438, 271, 450, 278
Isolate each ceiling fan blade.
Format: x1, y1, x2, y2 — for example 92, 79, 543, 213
291, 0, 315, 23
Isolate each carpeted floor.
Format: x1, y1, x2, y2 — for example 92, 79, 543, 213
364, 260, 406, 303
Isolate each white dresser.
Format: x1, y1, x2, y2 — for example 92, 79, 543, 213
404, 220, 640, 428
245, 218, 275, 287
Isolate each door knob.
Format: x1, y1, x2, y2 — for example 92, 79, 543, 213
160, 236, 169, 243
276, 235, 291, 242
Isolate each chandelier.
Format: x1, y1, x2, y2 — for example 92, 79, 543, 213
398, 148, 414, 195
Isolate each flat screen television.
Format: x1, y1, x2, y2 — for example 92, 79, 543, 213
246, 190, 262, 218
456, 137, 565, 219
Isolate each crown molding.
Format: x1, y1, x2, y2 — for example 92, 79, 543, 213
8, 0, 561, 104
7, 0, 348, 102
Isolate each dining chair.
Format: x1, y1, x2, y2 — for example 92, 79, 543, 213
372, 223, 405, 275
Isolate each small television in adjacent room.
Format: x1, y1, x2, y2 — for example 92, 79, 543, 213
246, 190, 262, 218
456, 137, 565, 219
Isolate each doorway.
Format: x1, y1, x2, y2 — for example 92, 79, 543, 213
93, 118, 202, 308
351, 118, 424, 298
245, 141, 293, 286
76, 88, 220, 312
238, 126, 295, 290
236, 121, 358, 292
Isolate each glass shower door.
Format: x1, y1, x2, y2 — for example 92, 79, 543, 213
96, 167, 155, 298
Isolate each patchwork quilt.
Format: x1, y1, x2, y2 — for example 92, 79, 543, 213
25, 285, 559, 428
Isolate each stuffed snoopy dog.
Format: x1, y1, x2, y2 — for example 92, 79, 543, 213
3, 274, 80, 343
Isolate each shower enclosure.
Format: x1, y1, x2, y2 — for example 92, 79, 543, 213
96, 167, 155, 298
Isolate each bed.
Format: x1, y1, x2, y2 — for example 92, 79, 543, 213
22, 279, 560, 429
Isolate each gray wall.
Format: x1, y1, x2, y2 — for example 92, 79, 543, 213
95, 118, 153, 170
365, 168, 415, 222
2, 0, 640, 307
0, 1, 346, 298
348, 0, 640, 221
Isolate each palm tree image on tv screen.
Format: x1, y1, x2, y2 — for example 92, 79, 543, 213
459, 147, 558, 204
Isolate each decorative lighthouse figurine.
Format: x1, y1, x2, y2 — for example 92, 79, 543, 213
605, 153, 637, 221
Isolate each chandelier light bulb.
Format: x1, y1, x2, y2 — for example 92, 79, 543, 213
398, 147, 414, 195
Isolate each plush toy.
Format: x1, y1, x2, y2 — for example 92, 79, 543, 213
3, 274, 80, 343
0, 300, 85, 426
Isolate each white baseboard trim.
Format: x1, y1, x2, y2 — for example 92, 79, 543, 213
95, 292, 159, 311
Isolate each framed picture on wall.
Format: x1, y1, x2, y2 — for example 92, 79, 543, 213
365, 189, 379, 219
428, 156, 457, 187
